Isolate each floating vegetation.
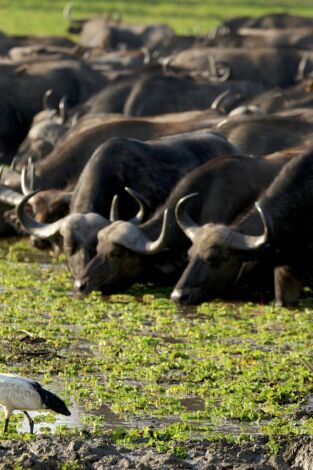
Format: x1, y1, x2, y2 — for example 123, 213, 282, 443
0, 239, 312, 452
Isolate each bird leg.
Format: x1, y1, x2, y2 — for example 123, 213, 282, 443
23, 411, 34, 434
3, 418, 9, 433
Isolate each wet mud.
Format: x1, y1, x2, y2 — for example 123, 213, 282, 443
0, 435, 312, 469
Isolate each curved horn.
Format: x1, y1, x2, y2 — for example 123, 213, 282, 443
10, 156, 18, 171
112, 11, 122, 24
110, 187, 148, 224
216, 61, 231, 81
113, 208, 171, 255
211, 89, 232, 112
63, 2, 73, 21
208, 27, 218, 40
59, 95, 68, 124
161, 56, 173, 74
21, 164, 34, 196
225, 202, 273, 251
16, 190, 65, 239
208, 55, 218, 78
28, 157, 34, 191
109, 194, 119, 222
296, 55, 309, 81
43, 89, 54, 111
175, 193, 201, 242
229, 104, 264, 117
141, 47, 151, 65
208, 56, 231, 82
0, 184, 23, 206
125, 187, 147, 224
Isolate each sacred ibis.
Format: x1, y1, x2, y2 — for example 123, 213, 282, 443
0, 373, 71, 433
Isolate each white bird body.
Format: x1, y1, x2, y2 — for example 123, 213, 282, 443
0, 373, 70, 433
0, 374, 43, 417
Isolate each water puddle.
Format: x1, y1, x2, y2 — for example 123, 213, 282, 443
17, 403, 263, 437
17, 401, 85, 434
180, 397, 205, 412
15, 380, 262, 437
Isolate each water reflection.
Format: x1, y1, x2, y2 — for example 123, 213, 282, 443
17, 387, 262, 437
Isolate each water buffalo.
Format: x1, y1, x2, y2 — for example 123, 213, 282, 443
16, 92, 71, 165
216, 114, 313, 157
213, 13, 313, 36
171, 47, 308, 88
2, 109, 222, 192
0, 184, 25, 235
122, 74, 263, 117
0, 58, 105, 162
0, 109, 223, 236
0, 32, 75, 56
63, 4, 174, 51
171, 144, 313, 305
67, 147, 296, 295
16, 131, 237, 281
208, 26, 313, 50
74, 68, 263, 118
233, 27, 313, 50
242, 80, 313, 114
79, 17, 174, 52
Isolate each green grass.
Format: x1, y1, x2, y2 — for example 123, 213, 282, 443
1, 0, 313, 36
0, 240, 312, 451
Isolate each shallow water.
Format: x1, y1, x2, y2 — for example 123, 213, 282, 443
1, 238, 311, 441
16, 378, 262, 436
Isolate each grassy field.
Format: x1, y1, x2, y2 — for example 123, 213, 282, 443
1, 0, 313, 36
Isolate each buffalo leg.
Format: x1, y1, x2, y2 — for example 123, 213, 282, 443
274, 266, 302, 307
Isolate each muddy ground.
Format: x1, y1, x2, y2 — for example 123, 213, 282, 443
0, 435, 311, 469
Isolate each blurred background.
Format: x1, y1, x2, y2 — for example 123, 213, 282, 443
2, 0, 313, 36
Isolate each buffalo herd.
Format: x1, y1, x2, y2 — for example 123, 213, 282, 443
1, 9, 313, 306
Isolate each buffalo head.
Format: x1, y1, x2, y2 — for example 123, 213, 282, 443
17, 91, 69, 164
0, 183, 25, 235
171, 194, 272, 304
16, 190, 110, 279
16, 187, 149, 283
74, 209, 171, 294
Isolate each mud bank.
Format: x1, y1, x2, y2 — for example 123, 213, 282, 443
0, 435, 312, 469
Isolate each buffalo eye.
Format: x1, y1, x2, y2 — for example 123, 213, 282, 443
207, 248, 223, 267
208, 256, 221, 268
112, 246, 125, 259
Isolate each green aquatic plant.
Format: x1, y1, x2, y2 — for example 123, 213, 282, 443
0, 240, 311, 450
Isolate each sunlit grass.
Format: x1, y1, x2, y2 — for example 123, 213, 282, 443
0, 0, 313, 36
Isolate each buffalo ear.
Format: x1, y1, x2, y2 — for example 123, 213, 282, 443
60, 227, 77, 256
63, 237, 77, 256
51, 193, 72, 219
154, 260, 176, 274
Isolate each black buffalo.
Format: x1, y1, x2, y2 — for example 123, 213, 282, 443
2, 108, 223, 192
171, 47, 306, 88
0, 58, 105, 162
171, 145, 313, 305
16, 131, 237, 281
216, 114, 313, 157
70, 147, 296, 295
